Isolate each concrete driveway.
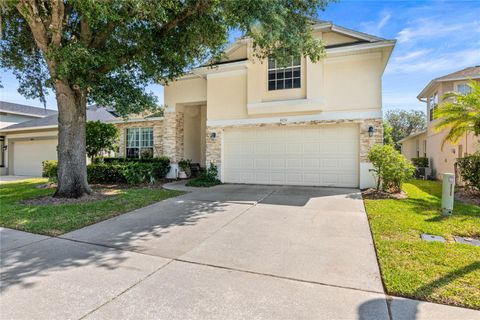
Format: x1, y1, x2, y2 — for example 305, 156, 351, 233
2, 184, 478, 319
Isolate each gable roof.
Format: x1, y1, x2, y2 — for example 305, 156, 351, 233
417, 66, 480, 99
0, 101, 57, 118
398, 130, 427, 144
0, 106, 118, 132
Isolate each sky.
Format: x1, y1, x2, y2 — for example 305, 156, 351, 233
1, 0, 479, 113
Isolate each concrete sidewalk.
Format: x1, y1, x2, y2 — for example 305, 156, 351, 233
1, 184, 479, 319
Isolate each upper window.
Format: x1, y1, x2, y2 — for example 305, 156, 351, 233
429, 92, 438, 121
268, 57, 301, 91
126, 127, 153, 158
457, 83, 472, 95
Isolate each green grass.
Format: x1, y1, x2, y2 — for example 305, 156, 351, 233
0, 178, 183, 236
364, 180, 480, 309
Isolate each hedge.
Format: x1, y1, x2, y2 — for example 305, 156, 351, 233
42, 157, 171, 184
457, 152, 480, 192
411, 157, 429, 168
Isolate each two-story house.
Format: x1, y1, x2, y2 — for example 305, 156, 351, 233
130, 20, 394, 188
400, 66, 480, 178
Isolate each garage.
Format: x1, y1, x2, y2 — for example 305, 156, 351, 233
223, 124, 359, 187
12, 139, 57, 176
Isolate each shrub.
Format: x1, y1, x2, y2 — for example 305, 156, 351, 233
42, 160, 58, 181
368, 144, 416, 193
457, 152, 480, 192
411, 157, 429, 168
42, 156, 171, 185
86, 121, 119, 160
186, 163, 221, 187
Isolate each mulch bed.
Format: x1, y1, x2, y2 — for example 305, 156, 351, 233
22, 189, 121, 206
455, 187, 480, 206
361, 188, 407, 200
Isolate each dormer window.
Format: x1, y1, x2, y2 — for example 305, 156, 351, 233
268, 57, 301, 91
457, 83, 472, 95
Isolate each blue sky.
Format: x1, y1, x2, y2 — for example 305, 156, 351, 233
1, 0, 479, 113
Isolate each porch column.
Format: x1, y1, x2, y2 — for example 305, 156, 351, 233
359, 118, 383, 189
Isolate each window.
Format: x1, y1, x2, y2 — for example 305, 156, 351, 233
0, 136, 4, 167
126, 127, 153, 158
268, 57, 301, 91
429, 92, 438, 121
457, 83, 472, 95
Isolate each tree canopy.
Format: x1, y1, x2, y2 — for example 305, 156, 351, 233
1, 0, 330, 116
85, 120, 119, 160
385, 109, 427, 150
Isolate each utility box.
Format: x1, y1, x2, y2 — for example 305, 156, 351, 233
441, 173, 455, 216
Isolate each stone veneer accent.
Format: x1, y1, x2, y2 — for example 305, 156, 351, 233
175, 111, 184, 162
206, 118, 383, 166
116, 119, 164, 157
162, 112, 177, 162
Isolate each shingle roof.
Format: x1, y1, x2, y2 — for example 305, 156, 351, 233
0, 101, 57, 117
0, 106, 118, 132
436, 66, 480, 81
417, 66, 480, 99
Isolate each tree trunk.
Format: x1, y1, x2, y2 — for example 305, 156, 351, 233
53, 81, 92, 198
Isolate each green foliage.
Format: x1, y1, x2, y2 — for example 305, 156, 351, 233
1, 0, 332, 117
383, 121, 394, 146
411, 157, 429, 168
186, 163, 221, 187
457, 152, 480, 192
385, 110, 427, 150
368, 144, 416, 193
43, 157, 171, 185
42, 160, 58, 181
178, 159, 192, 171
86, 121, 119, 159
435, 80, 480, 148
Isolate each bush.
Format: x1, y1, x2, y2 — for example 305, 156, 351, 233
186, 163, 221, 187
42, 160, 58, 181
42, 156, 171, 185
457, 152, 480, 192
411, 157, 429, 168
368, 144, 415, 193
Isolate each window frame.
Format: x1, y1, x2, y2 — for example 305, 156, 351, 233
126, 127, 154, 158
456, 83, 472, 95
267, 57, 301, 91
429, 92, 438, 121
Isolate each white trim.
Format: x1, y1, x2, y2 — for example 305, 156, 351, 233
326, 40, 395, 54
324, 52, 382, 64
206, 69, 247, 79
0, 110, 53, 118
330, 25, 384, 42
397, 130, 427, 144
107, 117, 164, 124
207, 109, 382, 127
0, 125, 57, 133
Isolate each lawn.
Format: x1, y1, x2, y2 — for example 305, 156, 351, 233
0, 178, 183, 236
364, 179, 480, 310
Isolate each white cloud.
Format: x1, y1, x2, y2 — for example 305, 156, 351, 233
396, 19, 478, 44
386, 48, 480, 75
394, 50, 430, 62
361, 10, 391, 36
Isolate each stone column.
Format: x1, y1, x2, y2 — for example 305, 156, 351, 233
359, 118, 384, 189
175, 111, 184, 161
162, 111, 177, 163
206, 126, 222, 167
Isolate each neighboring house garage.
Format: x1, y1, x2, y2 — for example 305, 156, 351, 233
0, 106, 117, 176
223, 124, 359, 187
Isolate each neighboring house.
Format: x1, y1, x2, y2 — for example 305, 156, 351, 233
114, 20, 393, 188
398, 130, 427, 161
0, 105, 117, 176
401, 66, 480, 179
0, 101, 57, 175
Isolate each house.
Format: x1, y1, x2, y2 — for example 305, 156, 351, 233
400, 66, 480, 179
0, 101, 57, 175
398, 130, 427, 160
0, 104, 117, 176
113, 20, 395, 188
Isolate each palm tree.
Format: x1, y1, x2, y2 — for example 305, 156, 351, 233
435, 80, 480, 149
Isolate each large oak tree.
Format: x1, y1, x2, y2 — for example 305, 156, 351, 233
1, 0, 330, 198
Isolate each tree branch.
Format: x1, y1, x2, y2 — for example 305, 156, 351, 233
16, 0, 49, 53
49, 0, 64, 47
157, 0, 213, 37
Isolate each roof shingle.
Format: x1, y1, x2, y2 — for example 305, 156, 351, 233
0, 101, 57, 117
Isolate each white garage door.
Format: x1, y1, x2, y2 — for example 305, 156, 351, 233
13, 139, 57, 176
223, 124, 359, 187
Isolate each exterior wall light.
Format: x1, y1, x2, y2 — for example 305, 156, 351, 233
2, 145, 7, 151
279, 118, 288, 125
368, 126, 375, 137
210, 132, 217, 139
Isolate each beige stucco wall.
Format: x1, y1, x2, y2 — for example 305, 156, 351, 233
207, 72, 248, 120
164, 77, 207, 110
400, 133, 427, 161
